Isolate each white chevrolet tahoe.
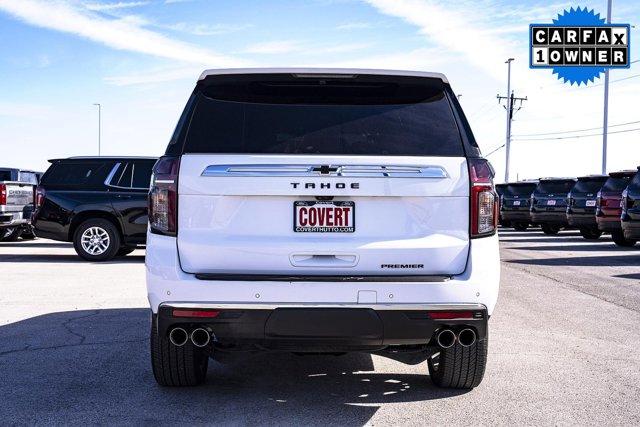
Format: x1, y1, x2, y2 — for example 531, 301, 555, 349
146, 68, 500, 389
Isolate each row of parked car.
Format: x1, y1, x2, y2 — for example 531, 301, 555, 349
496, 167, 640, 247
0, 157, 156, 260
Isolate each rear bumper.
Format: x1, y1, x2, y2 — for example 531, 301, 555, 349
567, 213, 597, 227
0, 211, 29, 228
621, 218, 640, 239
156, 303, 488, 350
146, 232, 501, 316
530, 211, 567, 225
596, 215, 622, 232
501, 210, 531, 221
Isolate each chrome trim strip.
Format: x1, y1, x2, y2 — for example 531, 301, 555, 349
103, 163, 121, 187
160, 302, 487, 311
201, 164, 448, 179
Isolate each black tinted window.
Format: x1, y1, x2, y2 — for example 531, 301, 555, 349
0, 171, 13, 181
536, 180, 575, 194
602, 176, 631, 192
18, 172, 38, 184
573, 178, 607, 193
183, 83, 463, 156
43, 162, 112, 186
504, 184, 537, 197
132, 161, 154, 188
113, 163, 133, 187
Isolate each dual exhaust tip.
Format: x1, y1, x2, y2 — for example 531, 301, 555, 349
169, 327, 211, 348
436, 328, 477, 349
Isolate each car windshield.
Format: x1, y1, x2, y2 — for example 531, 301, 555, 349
504, 184, 536, 197
535, 180, 575, 194
572, 178, 607, 193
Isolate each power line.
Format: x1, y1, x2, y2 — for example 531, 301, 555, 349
513, 126, 640, 141
513, 119, 640, 137
485, 143, 505, 156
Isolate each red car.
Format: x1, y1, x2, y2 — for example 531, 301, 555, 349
596, 170, 637, 246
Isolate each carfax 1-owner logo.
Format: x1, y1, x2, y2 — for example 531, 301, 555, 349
530, 7, 630, 85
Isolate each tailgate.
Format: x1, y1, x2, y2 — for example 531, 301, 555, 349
1, 182, 34, 212
177, 155, 469, 276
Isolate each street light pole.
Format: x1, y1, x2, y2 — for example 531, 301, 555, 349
93, 103, 101, 156
601, 0, 612, 174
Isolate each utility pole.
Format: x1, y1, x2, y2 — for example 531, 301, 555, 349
497, 58, 527, 182
93, 103, 101, 156
601, 0, 612, 174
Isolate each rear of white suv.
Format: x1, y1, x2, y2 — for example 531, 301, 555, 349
146, 68, 500, 389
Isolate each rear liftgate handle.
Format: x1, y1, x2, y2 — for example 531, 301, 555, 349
289, 254, 359, 268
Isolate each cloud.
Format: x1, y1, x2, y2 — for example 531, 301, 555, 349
84, 1, 149, 11
0, 0, 245, 66
364, 0, 515, 81
166, 22, 252, 36
243, 40, 302, 55
336, 21, 374, 30
104, 66, 201, 86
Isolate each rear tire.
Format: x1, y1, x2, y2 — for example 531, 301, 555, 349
513, 222, 528, 231
579, 228, 602, 240
0, 227, 22, 242
612, 230, 637, 247
73, 218, 121, 261
150, 315, 209, 386
541, 224, 560, 235
427, 337, 487, 389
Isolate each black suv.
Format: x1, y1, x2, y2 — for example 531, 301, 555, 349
566, 175, 608, 239
530, 178, 577, 235
32, 157, 157, 261
621, 167, 640, 243
500, 181, 537, 231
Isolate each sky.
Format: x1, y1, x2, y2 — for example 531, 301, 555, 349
0, 0, 638, 182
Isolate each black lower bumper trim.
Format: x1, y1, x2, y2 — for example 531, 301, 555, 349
156, 306, 488, 351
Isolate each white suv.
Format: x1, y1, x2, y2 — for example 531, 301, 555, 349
146, 68, 500, 389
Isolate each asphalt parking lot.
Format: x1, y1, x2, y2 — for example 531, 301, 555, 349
1, 230, 639, 425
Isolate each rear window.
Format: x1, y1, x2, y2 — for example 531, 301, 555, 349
180, 76, 464, 156
43, 161, 112, 186
18, 172, 38, 184
504, 184, 537, 197
572, 178, 607, 193
630, 171, 640, 189
602, 176, 631, 192
535, 180, 575, 194
0, 170, 13, 181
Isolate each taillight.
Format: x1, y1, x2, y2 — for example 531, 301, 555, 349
596, 191, 602, 208
149, 156, 180, 236
468, 158, 497, 238
35, 186, 45, 208
0, 184, 6, 205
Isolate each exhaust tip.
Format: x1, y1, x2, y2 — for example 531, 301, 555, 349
190, 328, 211, 348
458, 328, 477, 347
169, 327, 189, 347
436, 329, 456, 349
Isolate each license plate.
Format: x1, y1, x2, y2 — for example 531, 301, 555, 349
547, 200, 556, 206
294, 201, 355, 233
586, 200, 596, 207
513, 200, 521, 206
